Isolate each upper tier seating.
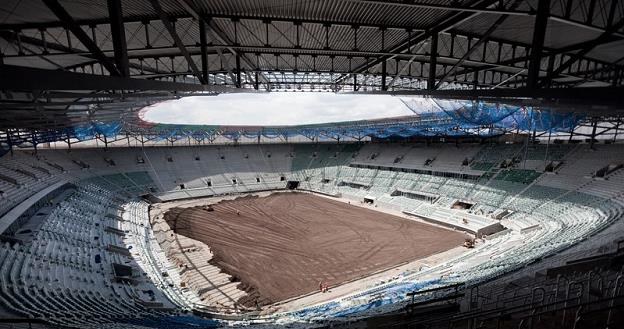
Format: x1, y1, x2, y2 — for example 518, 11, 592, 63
287, 144, 624, 321
1, 142, 623, 326
353, 144, 481, 173
0, 179, 192, 327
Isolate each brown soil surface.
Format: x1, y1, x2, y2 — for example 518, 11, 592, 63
164, 193, 465, 307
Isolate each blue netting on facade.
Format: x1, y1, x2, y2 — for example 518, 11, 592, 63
432, 99, 519, 126
500, 109, 582, 132
74, 122, 122, 140
0, 99, 585, 148
287, 278, 443, 320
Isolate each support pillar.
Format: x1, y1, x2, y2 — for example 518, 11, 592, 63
427, 33, 438, 90
199, 19, 208, 84
66, 132, 71, 152
6, 130, 13, 156
107, 0, 129, 77
235, 53, 242, 88
527, 0, 550, 89
590, 118, 598, 149
381, 60, 387, 91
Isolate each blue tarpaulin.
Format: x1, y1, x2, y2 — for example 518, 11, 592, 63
2, 99, 585, 148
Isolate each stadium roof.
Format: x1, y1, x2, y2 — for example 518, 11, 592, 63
1, 0, 624, 139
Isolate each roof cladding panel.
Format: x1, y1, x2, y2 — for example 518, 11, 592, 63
191, 0, 451, 29
587, 40, 624, 63
0, 0, 186, 25
172, 17, 200, 46
58, 0, 111, 21
265, 21, 299, 49
543, 20, 603, 49
46, 26, 89, 52
326, 25, 358, 51
298, 23, 330, 49
454, 13, 605, 52
145, 20, 175, 48
120, 0, 186, 18
2, 0, 624, 134
58, 0, 186, 22
216, 19, 270, 48
359, 27, 408, 53
123, 21, 150, 50
0, 0, 58, 25
2, 54, 93, 70
453, 14, 537, 45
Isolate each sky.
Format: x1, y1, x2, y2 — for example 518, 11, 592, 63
143, 93, 414, 126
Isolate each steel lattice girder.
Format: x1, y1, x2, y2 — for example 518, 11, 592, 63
1, 1, 623, 91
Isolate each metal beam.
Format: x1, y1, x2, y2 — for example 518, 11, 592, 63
541, 17, 624, 87
0, 64, 230, 92
8, 32, 618, 84
235, 53, 242, 88
1, 35, 65, 70
435, 0, 523, 89
3, 1, 621, 91
7, 32, 617, 88
175, 0, 270, 90
349, 0, 532, 16
2, 7, 621, 41
0, 1, 536, 32
381, 60, 387, 90
443, 35, 624, 88
388, 51, 424, 88
0, 13, 424, 32
4, 14, 620, 76
527, 0, 550, 89
427, 33, 438, 90
341, 0, 502, 83
352, 86, 624, 114
107, 0, 129, 77
41, 0, 121, 76
199, 19, 209, 84
148, 0, 206, 84
0, 31, 164, 76
547, 18, 624, 39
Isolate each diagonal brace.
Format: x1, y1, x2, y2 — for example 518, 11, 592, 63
148, 0, 206, 84
42, 0, 121, 76
435, 0, 524, 89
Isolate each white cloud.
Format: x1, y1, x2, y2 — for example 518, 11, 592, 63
143, 93, 413, 126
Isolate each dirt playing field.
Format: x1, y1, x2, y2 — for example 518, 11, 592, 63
164, 192, 466, 307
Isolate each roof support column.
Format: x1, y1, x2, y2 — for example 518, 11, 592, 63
107, 0, 129, 77
590, 118, 598, 150
427, 32, 438, 90
235, 53, 242, 88
199, 19, 209, 84
6, 131, 13, 156
473, 72, 479, 90
527, 0, 550, 89
381, 60, 387, 91
545, 54, 556, 88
